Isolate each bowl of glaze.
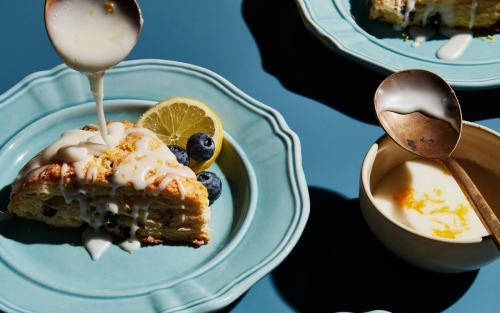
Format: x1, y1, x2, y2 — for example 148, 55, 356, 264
360, 121, 500, 273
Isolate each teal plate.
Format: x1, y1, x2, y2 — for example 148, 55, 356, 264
0, 60, 309, 313
295, 0, 500, 89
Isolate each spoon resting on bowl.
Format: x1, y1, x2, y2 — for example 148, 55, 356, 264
374, 69, 500, 251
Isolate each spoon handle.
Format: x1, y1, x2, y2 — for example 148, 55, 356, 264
440, 157, 500, 250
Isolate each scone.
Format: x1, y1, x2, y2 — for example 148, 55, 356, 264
9, 121, 211, 245
369, 0, 500, 29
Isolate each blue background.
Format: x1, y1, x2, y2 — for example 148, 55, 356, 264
1, 1, 500, 312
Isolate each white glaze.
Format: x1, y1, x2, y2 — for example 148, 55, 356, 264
111, 128, 195, 191
373, 159, 488, 239
14, 121, 195, 259
422, 0, 436, 26
409, 26, 436, 47
469, 0, 478, 29
437, 29, 473, 60
83, 227, 113, 261
401, 0, 416, 28
86, 71, 112, 147
440, 0, 456, 29
119, 199, 152, 251
393, 24, 405, 31
376, 82, 461, 132
120, 239, 141, 252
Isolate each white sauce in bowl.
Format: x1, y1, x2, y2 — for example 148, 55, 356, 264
373, 159, 488, 240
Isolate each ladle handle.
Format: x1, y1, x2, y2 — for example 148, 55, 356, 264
440, 157, 500, 251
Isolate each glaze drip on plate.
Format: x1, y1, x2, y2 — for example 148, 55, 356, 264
401, 0, 481, 60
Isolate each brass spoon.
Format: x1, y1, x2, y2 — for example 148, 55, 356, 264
44, 0, 143, 72
374, 69, 500, 250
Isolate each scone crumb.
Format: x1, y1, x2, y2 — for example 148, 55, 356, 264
142, 236, 163, 243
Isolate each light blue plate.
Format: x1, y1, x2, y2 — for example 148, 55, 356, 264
0, 60, 309, 313
295, 0, 500, 89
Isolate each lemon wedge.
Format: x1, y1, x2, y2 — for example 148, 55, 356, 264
136, 97, 223, 173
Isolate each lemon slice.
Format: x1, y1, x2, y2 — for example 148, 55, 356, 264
136, 97, 223, 173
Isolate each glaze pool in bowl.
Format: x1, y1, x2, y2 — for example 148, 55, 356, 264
360, 121, 500, 273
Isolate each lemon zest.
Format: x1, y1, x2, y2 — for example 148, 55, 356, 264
105, 1, 114, 13
431, 219, 450, 229
393, 188, 425, 214
122, 159, 132, 165
430, 204, 470, 226
432, 228, 463, 239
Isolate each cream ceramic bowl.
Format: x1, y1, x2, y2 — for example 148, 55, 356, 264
360, 121, 500, 273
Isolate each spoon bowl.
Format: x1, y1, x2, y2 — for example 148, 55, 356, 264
44, 0, 143, 73
374, 69, 500, 251
375, 70, 461, 159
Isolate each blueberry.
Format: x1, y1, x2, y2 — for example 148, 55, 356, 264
42, 206, 57, 218
196, 171, 222, 206
168, 145, 190, 166
105, 212, 119, 228
428, 14, 441, 28
120, 225, 131, 238
186, 133, 215, 162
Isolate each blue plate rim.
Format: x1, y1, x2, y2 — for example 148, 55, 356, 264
0, 59, 311, 313
0, 102, 259, 298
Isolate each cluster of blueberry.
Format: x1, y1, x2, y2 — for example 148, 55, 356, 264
168, 132, 222, 206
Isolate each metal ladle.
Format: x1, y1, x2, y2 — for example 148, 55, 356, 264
374, 69, 500, 250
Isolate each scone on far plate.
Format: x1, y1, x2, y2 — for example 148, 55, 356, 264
9, 121, 211, 245
369, 0, 500, 29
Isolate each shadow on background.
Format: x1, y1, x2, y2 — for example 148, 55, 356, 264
242, 0, 500, 125
271, 187, 478, 313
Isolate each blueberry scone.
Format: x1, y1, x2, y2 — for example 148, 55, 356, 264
368, 0, 500, 29
9, 121, 211, 245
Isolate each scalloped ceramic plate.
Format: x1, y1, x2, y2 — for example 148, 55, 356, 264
295, 0, 500, 89
0, 60, 309, 313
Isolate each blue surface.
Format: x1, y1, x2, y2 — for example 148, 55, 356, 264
0, 0, 499, 312
297, 0, 500, 89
